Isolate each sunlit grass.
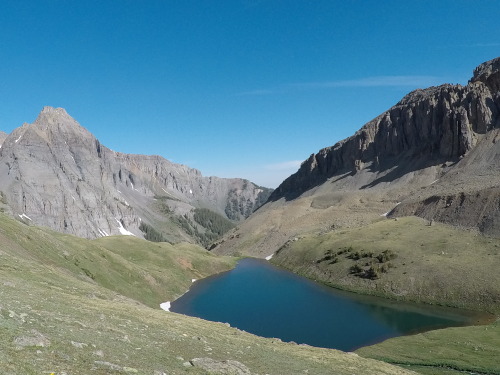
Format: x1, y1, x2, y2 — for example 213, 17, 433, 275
0, 213, 416, 374
273, 216, 500, 313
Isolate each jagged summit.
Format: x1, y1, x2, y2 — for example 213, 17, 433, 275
37, 105, 70, 118
35, 106, 92, 137
0, 107, 272, 241
33, 106, 81, 129
396, 84, 463, 106
1, 106, 95, 156
383, 58, 500, 109
470, 56, 500, 90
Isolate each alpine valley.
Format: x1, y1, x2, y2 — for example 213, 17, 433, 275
1, 57, 500, 375
213, 58, 500, 314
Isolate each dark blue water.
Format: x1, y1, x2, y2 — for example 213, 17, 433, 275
170, 258, 475, 351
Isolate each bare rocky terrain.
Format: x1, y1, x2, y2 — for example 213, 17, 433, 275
0, 130, 7, 146
0, 107, 272, 242
214, 57, 500, 258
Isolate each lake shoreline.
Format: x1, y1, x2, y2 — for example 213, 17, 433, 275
256, 254, 496, 325
287, 265, 497, 324
170, 257, 492, 352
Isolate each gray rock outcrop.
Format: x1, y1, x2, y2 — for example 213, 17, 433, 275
0, 107, 272, 241
265, 57, 500, 234
270, 57, 500, 202
13, 329, 50, 349
0, 131, 7, 147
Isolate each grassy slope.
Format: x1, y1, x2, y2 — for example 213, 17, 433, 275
356, 320, 500, 375
0, 213, 415, 375
270, 216, 500, 375
272, 216, 500, 313
0, 213, 236, 308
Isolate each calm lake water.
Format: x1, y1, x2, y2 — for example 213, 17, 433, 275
170, 258, 476, 351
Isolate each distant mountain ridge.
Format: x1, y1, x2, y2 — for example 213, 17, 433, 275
0, 107, 272, 242
214, 56, 500, 257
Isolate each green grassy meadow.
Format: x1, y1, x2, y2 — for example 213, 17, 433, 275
271, 216, 500, 374
357, 319, 500, 375
272, 216, 500, 313
0, 213, 416, 374
0, 213, 236, 308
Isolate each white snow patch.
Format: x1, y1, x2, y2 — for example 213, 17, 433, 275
15, 135, 22, 143
115, 218, 135, 236
191, 279, 197, 283
71, 195, 76, 201
71, 155, 76, 163
160, 302, 171, 311
189, 189, 193, 194
117, 190, 122, 194
430, 179, 439, 185
124, 200, 129, 206
130, 182, 134, 189
18, 213, 32, 221
265, 254, 274, 261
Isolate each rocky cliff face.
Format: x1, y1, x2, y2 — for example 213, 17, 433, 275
271, 58, 500, 202
0, 107, 272, 241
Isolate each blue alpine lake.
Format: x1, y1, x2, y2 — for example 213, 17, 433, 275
170, 258, 480, 351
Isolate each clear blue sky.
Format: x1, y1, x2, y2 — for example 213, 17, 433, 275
0, 1, 498, 187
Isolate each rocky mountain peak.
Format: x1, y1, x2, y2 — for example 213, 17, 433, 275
33, 106, 89, 135
0, 107, 272, 241
34, 106, 71, 127
470, 56, 500, 91
396, 83, 463, 107
38, 105, 70, 116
